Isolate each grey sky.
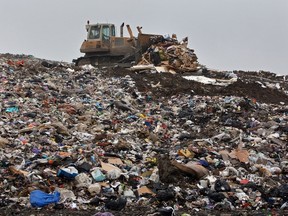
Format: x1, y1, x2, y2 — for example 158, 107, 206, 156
1, 0, 287, 74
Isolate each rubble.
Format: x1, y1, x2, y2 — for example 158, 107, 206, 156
133, 35, 202, 73
1, 53, 288, 215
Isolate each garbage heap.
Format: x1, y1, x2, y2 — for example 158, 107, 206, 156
137, 35, 201, 72
1, 53, 288, 215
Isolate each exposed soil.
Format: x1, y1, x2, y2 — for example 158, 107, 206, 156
102, 68, 288, 104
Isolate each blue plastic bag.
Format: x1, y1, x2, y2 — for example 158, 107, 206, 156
30, 190, 60, 207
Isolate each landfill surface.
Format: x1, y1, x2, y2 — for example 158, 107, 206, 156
1, 53, 288, 216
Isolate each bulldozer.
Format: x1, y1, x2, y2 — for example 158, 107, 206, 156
73, 21, 162, 67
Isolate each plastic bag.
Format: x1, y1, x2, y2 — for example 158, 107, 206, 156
91, 168, 106, 181
57, 166, 78, 179
30, 190, 60, 207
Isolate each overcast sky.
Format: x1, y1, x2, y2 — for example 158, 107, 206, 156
1, 0, 287, 74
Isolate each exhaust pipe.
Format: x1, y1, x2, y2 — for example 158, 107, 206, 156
120, 22, 124, 37
126, 24, 134, 39
137, 26, 142, 34
126, 24, 136, 47
85, 20, 90, 32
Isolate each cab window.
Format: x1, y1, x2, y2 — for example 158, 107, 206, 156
102, 25, 110, 40
111, 25, 116, 37
89, 25, 100, 39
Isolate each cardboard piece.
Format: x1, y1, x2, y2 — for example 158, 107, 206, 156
171, 160, 208, 179
101, 161, 122, 173
229, 149, 249, 163
137, 186, 155, 196
58, 152, 72, 158
99, 182, 109, 187
0, 137, 9, 147
107, 157, 124, 165
9, 166, 29, 176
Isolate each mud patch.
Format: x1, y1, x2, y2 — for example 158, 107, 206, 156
103, 68, 288, 104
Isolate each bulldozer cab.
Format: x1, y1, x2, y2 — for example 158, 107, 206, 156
80, 23, 116, 53
87, 24, 116, 41
80, 22, 136, 56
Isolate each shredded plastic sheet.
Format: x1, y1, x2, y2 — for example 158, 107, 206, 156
30, 190, 60, 207
183, 75, 237, 86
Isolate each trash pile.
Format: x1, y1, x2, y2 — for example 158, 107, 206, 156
134, 35, 201, 73
1, 53, 288, 215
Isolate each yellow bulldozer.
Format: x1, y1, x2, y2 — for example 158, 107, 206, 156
73, 21, 162, 67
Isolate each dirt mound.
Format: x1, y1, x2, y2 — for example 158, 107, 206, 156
103, 68, 288, 104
